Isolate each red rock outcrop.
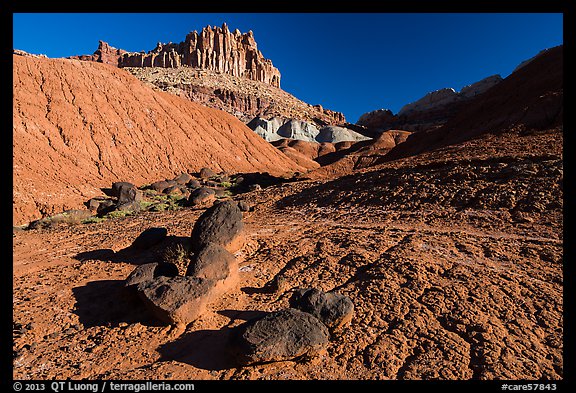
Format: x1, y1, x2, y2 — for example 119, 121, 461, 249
68, 40, 127, 66
13, 55, 305, 225
13, 49, 47, 59
357, 75, 503, 133
119, 23, 281, 87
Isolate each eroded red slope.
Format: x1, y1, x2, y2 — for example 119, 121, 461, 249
13, 55, 304, 225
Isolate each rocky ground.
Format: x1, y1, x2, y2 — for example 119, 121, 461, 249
13, 129, 563, 380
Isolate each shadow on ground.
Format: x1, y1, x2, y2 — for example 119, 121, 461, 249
73, 235, 190, 265
157, 327, 237, 371
157, 309, 268, 371
72, 280, 160, 328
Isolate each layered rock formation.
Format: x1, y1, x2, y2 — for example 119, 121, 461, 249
378, 45, 563, 165
71, 24, 281, 88
122, 24, 280, 87
306, 130, 412, 178
125, 66, 346, 125
316, 126, 371, 144
13, 49, 47, 59
357, 74, 503, 133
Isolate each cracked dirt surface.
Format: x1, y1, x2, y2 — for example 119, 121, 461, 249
13, 129, 563, 380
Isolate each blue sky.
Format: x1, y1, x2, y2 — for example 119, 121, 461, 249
13, 13, 563, 123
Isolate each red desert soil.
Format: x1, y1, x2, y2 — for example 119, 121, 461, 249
13, 55, 304, 226
13, 126, 562, 380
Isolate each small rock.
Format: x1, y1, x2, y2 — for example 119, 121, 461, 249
289, 288, 354, 330
87, 198, 111, 212
204, 180, 220, 188
229, 308, 329, 365
116, 183, 142, 204
131, 227, 168, 250
115, 200, 141, 213
111, 182, 135, 198
248, 184, 262, 192
173, 173, 192, 185
27, 219, 48, 230
218, 174, 231, 183
237, 201, 251, 212
185, 242, 235, 281
214, 188, 227, 198
163, 185, 185, 195
150, 180, 171, 193
191, 200, 244, 252
125, 262, 179, 288
187, 179, 202, 189
96, 199, 116, 215
199, 167, 217, 179
188, 187, 216, 206
136, 276, 215, 325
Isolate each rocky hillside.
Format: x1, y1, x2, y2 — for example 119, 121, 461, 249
309, 45, 562, 177
126, 66, 345, 125
13, 54, 305, 225
357, 74, 503, 133
380, 45, 563, 164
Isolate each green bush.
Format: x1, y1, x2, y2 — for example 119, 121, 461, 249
139, 201, 154, 210
151, 203, 169, 211
104, 210, 134, 219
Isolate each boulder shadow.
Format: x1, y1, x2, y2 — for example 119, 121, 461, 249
73, 235, 191, 266
240, 286, 270, 295
71, 279, 160, 328
100, 187, 115, 197
157, 327, 237, 371
157, 309, 269, 371
73, 248, 156, 265
231, 171, 297, 194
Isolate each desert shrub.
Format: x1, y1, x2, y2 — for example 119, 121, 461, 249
162, 242, 191, 272
151, 203, 169, 212
104, 210, 134, 219
139, 201, 154, 210
82, 217, 105, 224
29, 210, 93, 229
